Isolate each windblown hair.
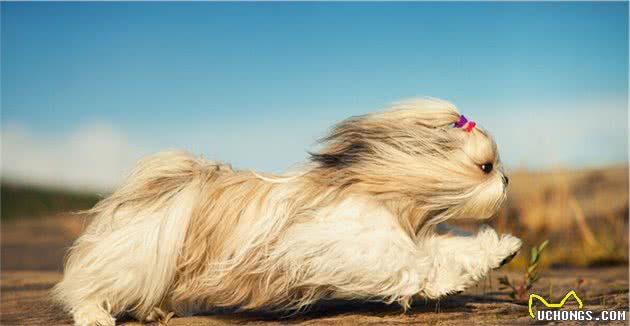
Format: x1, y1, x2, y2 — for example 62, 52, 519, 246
309, 98, 503, 232
54, 98, 516, 325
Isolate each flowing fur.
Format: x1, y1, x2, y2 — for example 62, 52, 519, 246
53, 98, 522, 325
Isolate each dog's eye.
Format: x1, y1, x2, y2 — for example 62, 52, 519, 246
480, 163, 493, 174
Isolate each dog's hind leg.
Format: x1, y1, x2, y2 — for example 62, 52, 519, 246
71, 301, 116, 326
53, 151, 210, 324
417, 225, 522, 298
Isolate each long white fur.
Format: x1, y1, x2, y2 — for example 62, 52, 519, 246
53, 98, 522, 326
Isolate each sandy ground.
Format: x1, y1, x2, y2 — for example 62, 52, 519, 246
1, 216, 628, 325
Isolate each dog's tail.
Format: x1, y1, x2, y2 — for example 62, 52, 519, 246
52, 150, 233, 320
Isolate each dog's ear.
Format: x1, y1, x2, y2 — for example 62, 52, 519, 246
310, 141, 368, 168
311, 98, 464, 169
310, 115, 375, 169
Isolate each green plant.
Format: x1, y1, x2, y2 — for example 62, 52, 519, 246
498, 240, 549, 301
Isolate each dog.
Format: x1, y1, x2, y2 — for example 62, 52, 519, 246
53, 97, 522, 325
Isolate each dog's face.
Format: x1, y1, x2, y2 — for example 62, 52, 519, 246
311, 98, 507, 223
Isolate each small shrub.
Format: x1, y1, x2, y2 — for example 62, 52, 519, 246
499, 240, 549, 301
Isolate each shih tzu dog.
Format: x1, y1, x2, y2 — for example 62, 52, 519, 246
54, 98, 522, 326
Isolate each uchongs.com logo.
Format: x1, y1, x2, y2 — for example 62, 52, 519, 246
528, 290, 627, 322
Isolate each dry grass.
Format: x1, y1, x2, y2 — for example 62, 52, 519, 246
491, 164, 628, 269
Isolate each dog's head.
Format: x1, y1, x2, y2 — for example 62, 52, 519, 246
310, 98, 507, 226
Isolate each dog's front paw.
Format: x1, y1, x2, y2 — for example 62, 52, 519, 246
492, 234, 522, 269
475, 226, 522, 270
498, 249, 519, 267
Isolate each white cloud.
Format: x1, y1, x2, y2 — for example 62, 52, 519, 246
1, 122, 145, 192
0, 116, 326, 192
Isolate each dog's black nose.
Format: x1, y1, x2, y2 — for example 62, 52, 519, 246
502, 175, 509, 187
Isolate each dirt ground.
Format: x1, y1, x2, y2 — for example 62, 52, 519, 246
1, 216, 628, 325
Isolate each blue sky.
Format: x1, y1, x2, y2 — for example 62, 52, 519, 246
1, 2, 628, 190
